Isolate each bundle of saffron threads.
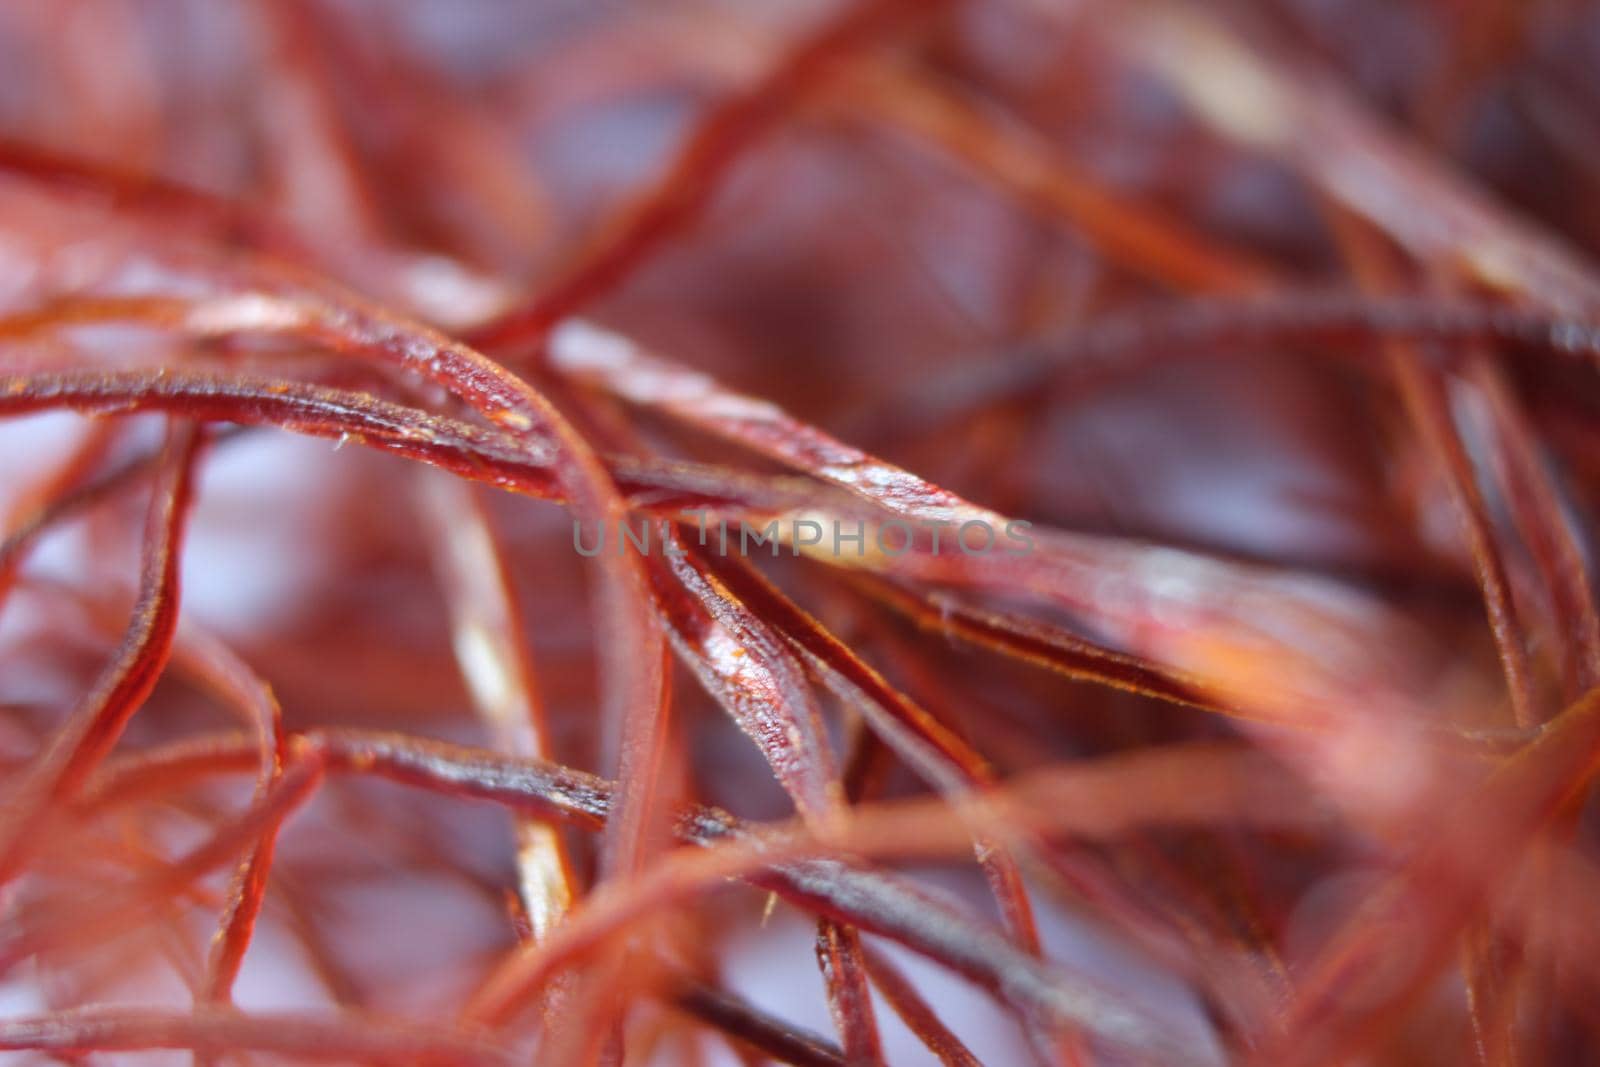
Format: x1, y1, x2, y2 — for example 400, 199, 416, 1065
1, 0, 1600, 1063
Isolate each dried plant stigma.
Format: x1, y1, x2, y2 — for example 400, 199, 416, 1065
1, 2, 1599, 1065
